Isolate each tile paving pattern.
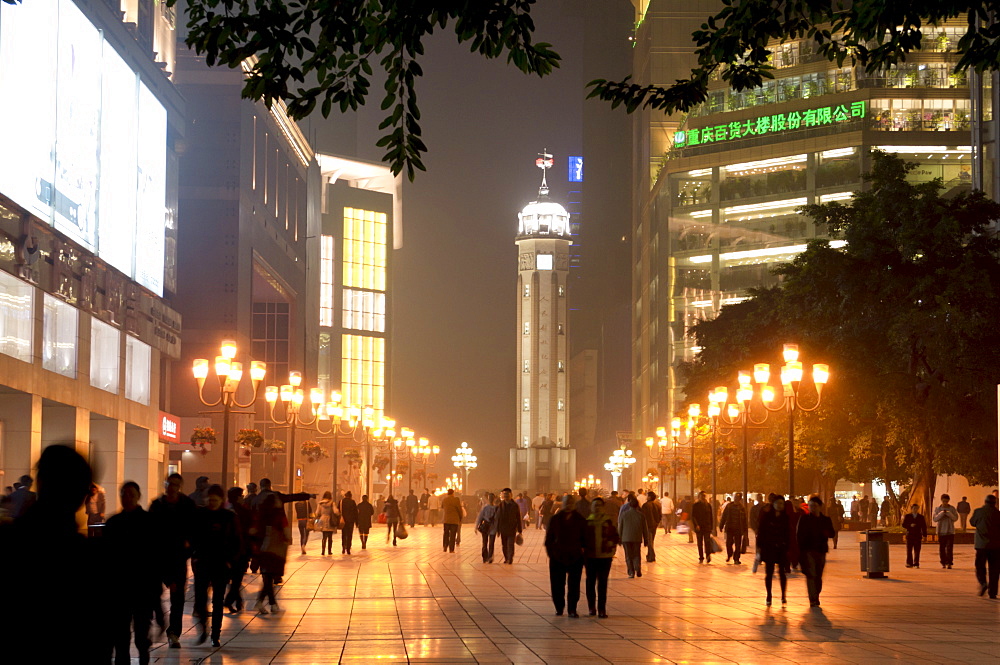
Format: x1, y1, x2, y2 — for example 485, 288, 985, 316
144, 523, 999, 663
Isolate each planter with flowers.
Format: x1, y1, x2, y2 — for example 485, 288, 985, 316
301, 440, 329, 463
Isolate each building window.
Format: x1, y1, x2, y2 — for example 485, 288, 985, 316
557, 285, 565, 297
43, 294, 77, 378
343, 207, 387, 291
523, 284, 530, 298
522, 398, 530, 411
90, 318, 120, 394
522, 435, 530, 447
0, 271, 34, 363
320, 235, 335, 326
523, 321, 530, 335
536, 254, 553, 270
343, 288, 386, 332
251, 302, 290, 385
557, 361, 565, 372
522, 360, 530, 373
125, 336, 151, 404
342, 333, 385, 412
557, 399, 565, 411
557, 323, 564, 335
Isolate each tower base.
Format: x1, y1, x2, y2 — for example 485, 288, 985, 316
509, 447, 576, 494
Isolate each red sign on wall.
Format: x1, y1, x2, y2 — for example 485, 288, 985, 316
159, 411, 181, 443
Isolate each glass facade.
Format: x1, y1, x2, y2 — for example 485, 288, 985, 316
342, 288, 385, 333
0, 270, 33, 363
43, 293, 78, 378
90, 317, 120, 394
341, 333, 384, 412
342, 207, 387, 291
319, 234, 335, 327
125, 335, 151, 404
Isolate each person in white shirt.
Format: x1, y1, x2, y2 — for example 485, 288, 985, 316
661, 492, 675, 534
531, 492, 545, 529
636, 489, 647, 507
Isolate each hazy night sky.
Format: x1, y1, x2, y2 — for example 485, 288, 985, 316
311, 2, 624, 491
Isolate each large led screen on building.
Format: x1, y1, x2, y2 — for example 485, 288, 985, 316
0, 0, 168, 295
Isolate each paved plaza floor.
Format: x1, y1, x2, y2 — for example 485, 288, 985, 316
145, 522, 999, 664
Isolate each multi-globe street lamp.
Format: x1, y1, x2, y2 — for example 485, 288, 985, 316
192, 340, 267, 488
452, 442, 477, 492
411, 439, 440, 491
604, 446, 636, 492
263, 371, 333, 497
574, 474, 601, 493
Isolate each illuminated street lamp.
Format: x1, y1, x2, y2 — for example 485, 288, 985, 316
603, 447, 636, 492
192, 340, 266, 488
452, 442, 477, 492
263, 370, 324, 497
574, 474, 601, 492
412, 438, 440, 491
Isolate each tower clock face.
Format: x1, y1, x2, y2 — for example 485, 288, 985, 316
536, 254, 553, 270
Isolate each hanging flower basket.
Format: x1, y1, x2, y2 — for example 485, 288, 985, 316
373, 455, 390, 474
343, 448, 363, 465
190, 426, 216, 455
301, 440, 329, 463
235, 428, 264, 449
395, 461, 409, 473
263, 439, 285, 461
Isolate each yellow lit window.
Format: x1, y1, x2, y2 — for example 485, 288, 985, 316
343, 207, 387, 292
341, 333, 385, 412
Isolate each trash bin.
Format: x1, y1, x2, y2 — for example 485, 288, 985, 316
860, 529, 889, 578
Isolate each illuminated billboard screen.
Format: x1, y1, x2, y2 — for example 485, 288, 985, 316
568, 156, 583, 183
0, 0, 168, 295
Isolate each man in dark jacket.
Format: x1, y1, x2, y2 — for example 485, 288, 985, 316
544, 495, 587, 616
797, 497, 835, 607
405, 489, 419, 528
148, 473, 197, 648
720, 492, 749, 565
970, 494, 1000, 598
192, 485, 241, 646
692, 492, 714, 563
225, 486, 254, 612
495, 488, 523, 564
640, 491, 661, 562
9, 474, 36, 518
575, 488, 591, 520
902, 504, 928, 568
340, 490, 359, 554
957, 496, 972, 532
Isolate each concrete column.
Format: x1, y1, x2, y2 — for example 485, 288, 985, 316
125, 426, 160, 505
0, 393, 42, 486
90, 417, 125, 514
41, 404, 90, 456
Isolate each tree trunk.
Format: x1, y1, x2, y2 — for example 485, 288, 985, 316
904, 464, 936, 519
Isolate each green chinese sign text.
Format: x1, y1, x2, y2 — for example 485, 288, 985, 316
674, 101, 867, 148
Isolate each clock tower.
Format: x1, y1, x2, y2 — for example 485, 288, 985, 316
510, 151, 576, 492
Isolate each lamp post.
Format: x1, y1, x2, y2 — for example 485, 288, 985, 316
363, 414, 396, 497
452, 442, 477, 493
264, 371, 327, 496
603, 447, 636, 492
573, 475, 601, 493
192, 341, 267, 489
313, 391, 366, 501
411, 439, 440, 491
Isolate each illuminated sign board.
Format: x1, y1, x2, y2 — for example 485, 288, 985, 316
568, 156, 583, 182
159, 411, 180, 443
674, 101, 867, 148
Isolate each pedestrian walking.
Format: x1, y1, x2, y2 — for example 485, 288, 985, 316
405, 489, 419, 528
829, 499, 845, 549
294, 497, 313, 555
583, 497, 619, 617
191, 484, 241, 646
619, 494, 648, 578
879, 497, 891, 526
496, 488, 523, 564
85, 482, 106, 536
475, 493, 498, 563
604, 490, 623, 532
418, 488, 430, 525
427, 491, 441, 526
357, 494, 375, 549
640, 491, 661, 562
540, 493, 555, 530
188, 476, 209, 507
661, 492, 675, 534
383, 495, 402, 545
516, 492, 530, 528
692, 492, 715, 563
255, 493, 290, 614
720, 492, 748, 564
441, 488, 463, 552
932, 494, 958, 569
340, 491, 358, 554
757, 494, 789, 606
104, 481, 158, 664
148, 473, 196, 648
8, 473, 36, 519
971, 494, 1000, 598
545, 494, 586, 616
785, 500, 802, 572
797, 497, 835, 607
575, 488, 592, 519
224, 486, 253, 613
902, 504, 928, 568
316, 491, 338, 555
957, 496, 972, 532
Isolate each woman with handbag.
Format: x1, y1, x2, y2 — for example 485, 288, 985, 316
316, 492, 337, 555
357, 494, 375, 549
339, 491, 358, 554
475, 493, 498, 563
383, 495, 402, 546
255, 493, 290, 614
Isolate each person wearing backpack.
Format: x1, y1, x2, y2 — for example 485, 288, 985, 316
475, 493, 499, 563
584, 497, 619, 618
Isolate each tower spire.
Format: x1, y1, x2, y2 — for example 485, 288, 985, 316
535, 149, 553, 197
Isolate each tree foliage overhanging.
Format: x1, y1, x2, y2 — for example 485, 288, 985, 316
588, 1, 1000, 115
680, 152, 1000, 513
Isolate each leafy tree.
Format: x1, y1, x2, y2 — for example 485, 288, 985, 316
680, 153, 1000, 517
588, 1, 1000, 116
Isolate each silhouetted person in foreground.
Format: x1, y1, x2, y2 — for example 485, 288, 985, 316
256, 492, 290, 614
0, 445, 108, 661
105, 481, 159, 664
192, 484, 241, 646
225, 486, 253, 612
9, 473, 35, 518
545, 494, 586, 616
149, 473, 196, 648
